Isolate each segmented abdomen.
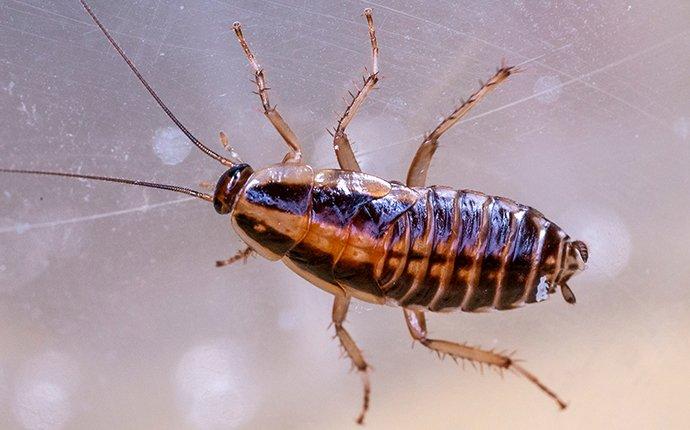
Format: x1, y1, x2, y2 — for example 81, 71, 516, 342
285, 173, 567, 312
381, 188, 567, 311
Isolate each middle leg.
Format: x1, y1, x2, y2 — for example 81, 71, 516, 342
403, 308, 567, 409
333, 293, 372, 424
331, 8, 379, 172
406, 63, 516, 186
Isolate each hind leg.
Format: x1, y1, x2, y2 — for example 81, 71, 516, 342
333, 293, 371, 424
403, 308, 567, 409
331, 8, 379, 172
406, 64, 516, 187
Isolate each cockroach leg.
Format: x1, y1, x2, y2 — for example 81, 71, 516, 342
332, 8, 379, 172
215, 247, 253, 267
406, 63, 515, 187
332, 294, 371, 425
403, 308, 567, 410
232, 22, 302, 163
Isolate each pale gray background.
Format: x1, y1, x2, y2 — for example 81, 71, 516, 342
1, 1, 689, 429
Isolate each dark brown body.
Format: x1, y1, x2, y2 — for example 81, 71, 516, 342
232, 165, 575, 313
0, 3, 589, 424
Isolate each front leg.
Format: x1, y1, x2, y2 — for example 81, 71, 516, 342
215, 246, 253, 267
403, 309, 567, 410
232, 22, 302, 163
333, 294, 371, 424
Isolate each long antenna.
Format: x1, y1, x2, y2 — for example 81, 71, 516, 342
0, 168, 213, 202
78, 0, 235, 167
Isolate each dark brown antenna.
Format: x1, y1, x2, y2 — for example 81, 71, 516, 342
78, 0, 235, 167
0, 168, 213, 202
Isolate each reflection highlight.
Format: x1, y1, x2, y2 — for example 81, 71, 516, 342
175, 340, 259, 429
153, 127, 192, 166
12, 351, 79, 430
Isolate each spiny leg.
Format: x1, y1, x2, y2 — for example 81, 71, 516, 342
333, 294, 371, 424
331, 8, 379, 172
232, 22, 302, 163
402, 81, 565, 409
403, 308, 567, 409
406, 63, 516, 187
216, 246, 253, 267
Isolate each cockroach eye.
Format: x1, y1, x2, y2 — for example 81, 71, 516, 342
213, 164, 254, 215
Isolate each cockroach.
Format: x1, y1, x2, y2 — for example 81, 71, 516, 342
1, 1, 589, 425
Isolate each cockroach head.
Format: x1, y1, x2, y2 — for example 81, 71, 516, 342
213, 164, 254, 214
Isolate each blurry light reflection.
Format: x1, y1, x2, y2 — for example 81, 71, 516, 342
175, 340, 259, 429
12, 351, 79, 430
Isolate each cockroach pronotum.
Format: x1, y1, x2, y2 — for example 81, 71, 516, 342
1, 0, 589, 425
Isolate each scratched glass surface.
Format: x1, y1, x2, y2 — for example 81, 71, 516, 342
1, 1, 689, 429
